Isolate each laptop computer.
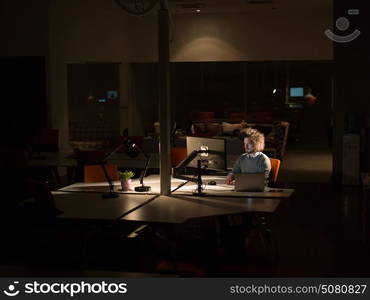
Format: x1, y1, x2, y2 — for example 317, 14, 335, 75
234, 173, 265, 192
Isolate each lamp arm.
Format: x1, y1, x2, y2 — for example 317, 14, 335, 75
129, 142, 150, 186
101, 162, 114, 194
102, 143, 125, 162
99, 143, 126, 197
135, 143, 149, 160
140, 155, 151, 186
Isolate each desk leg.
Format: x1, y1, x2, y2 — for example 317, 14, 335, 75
67, 167, 76, 185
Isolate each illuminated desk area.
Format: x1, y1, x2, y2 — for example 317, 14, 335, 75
59, 175, 293, 198
56, 175, 293, 223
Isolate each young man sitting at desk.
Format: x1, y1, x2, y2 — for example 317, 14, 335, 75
226, 128, 271, 185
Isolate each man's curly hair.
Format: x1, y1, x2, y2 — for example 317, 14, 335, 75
240, 128, 265, 152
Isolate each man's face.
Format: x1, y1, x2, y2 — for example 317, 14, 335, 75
244, 137, 255, 154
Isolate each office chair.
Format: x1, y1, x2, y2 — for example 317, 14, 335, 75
269, 158, 281, 186
244, 158, 281, 266
71, 149, 106, 182
83, 164, 118, 183
171, 147, 187, 167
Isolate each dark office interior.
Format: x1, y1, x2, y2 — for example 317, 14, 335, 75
0, 0, 370, 277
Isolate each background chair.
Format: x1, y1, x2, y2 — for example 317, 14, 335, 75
197, 112, 215, 123
269, 158, 281, 186
72, 149, 106, 182
171, 147, 187, 167
83, 164, 118, 183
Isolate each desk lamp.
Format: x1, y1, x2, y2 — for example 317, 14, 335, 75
130, 141, 151, 192
100, 138, 151, 198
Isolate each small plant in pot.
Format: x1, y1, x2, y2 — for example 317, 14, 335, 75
118, 170, 135, 191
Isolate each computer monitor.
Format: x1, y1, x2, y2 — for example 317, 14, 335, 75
290, 87, 304, 97
186, 136, 227, 171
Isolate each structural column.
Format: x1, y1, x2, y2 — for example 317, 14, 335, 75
158, 1, 171, 195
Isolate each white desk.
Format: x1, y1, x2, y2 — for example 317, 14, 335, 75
60, 175, 294, 198
56, 175, 293, 223
172, 175, 294, 198
53, 191, 156, 220
58, 176, 186, 195
121, 194, 280, 224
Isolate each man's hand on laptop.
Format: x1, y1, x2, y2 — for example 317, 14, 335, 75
226, 174, 235, 185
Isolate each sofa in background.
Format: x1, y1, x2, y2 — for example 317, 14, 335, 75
75, 121, 289, 161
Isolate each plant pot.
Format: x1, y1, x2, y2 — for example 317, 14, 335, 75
120, 179, 133, 191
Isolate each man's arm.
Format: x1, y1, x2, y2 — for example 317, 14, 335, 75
226, 157, 242, 185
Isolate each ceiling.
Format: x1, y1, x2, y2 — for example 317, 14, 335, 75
167, 0, 332, 14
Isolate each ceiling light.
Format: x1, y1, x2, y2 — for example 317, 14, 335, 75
196, 9, 200, 13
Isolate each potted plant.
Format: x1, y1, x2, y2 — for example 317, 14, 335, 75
118, 170, 135, 191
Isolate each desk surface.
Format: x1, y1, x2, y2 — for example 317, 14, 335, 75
56, 175, 292, 223
53, 191, 156, 220
60, 175, 294, 198
58, 177, 184, 195
121, 195, 280, 224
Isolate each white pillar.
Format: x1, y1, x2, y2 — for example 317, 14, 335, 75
158, 1, 171, 195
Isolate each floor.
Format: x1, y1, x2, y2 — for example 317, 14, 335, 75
279, 143, 333, 183
271, 142, 369, 276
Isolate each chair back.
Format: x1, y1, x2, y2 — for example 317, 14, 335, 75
171, 147, 187, 167
197, 112, 215, 123
269, 158, 281, 184
73, 149, 106, 182
84, 164, 118, 183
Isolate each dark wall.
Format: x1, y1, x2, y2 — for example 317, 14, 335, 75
0, 0, 49, 57
332, 0, 370, 180
0, 57, 47, 147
